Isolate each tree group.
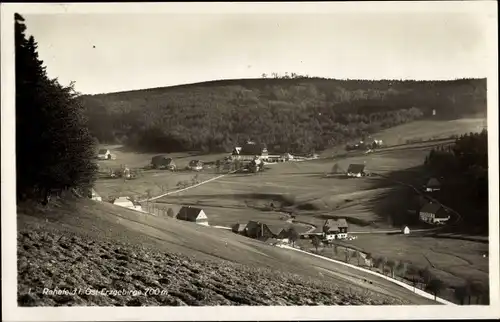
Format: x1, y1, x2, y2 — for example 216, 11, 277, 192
15, 14, 97, 202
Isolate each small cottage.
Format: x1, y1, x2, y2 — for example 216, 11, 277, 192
113, 196, 142, 211
402, 226, 411, 235
346, 164, 366, 177
97, 149, 113, 160
176, 206, 209, 226
419, 202, 450, 224
425, 177, 441, 192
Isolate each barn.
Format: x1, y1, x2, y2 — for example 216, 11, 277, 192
176, 206, 209, 226
346, 164, 366, 177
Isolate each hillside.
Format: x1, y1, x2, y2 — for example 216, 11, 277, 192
81, 78, 487, 154
17, 197, 436, 306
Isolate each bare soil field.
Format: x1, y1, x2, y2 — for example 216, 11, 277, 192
17, 198, 435, 306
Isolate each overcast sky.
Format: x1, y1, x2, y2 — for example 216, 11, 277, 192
22, 4, 494, 95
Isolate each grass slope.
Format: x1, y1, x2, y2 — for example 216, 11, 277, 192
17, 198, 435, 306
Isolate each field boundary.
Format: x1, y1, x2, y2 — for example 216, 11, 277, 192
138, 170, 237, 203
276, 244, 456, 305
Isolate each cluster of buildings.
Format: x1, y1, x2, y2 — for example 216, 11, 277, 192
417, 177, 451, 225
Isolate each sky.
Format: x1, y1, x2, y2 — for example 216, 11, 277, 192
21, 4, 494, 95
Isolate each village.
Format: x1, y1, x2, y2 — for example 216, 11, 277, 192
91, 138, 453, 252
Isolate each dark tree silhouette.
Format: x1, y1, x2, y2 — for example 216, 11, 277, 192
288, 227, 299, 247
15, 13, 98, 203
425, 278, 445, 301
311, 235, 321, 253
454, 285, 468, 305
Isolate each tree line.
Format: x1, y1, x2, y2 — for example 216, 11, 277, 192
310, 239, 487, 304
81, 77, 486, 154
15, 14, 97, 203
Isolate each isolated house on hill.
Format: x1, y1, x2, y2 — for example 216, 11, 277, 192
346, 164, 366, 177
244, 221, 276, 240
176, 206, 209, 226
424, 177, 441, 192
419, 202, 450, 224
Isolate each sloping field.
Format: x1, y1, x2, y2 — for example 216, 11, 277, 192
17, 198, 436, 306
156, 139, 489, 303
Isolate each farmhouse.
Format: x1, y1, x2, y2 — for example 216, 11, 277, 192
424, 177, 441, 192
346, 164, 366, 177
323, 218, 349, 239
97, 149, 114, 160
244, 221, 276, 240
176, 206, 209, 226
232, 141, 269, 161
419, 202, 450, 224
151, 155, 176, 170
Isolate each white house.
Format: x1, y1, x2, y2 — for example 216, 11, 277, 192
113, 197, 143, 212
402, 226, 410, 235
97, 149, 115, 160
176, 206, 209, 226
419, 202, 450, 224
90, 188, 102, 202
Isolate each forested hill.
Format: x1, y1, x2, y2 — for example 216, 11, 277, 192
81, 77, 487, 154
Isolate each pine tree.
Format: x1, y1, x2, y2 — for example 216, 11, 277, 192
15, 14, 98, 202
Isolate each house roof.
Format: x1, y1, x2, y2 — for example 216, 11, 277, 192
240, 142, 268, 156
114, 197, 132, 204
151, 155, 174, 164
177, 206, 205, 221
325, 218, 349, 230
98, 149, 109, 154
420, 202, 442, 215
426, 177, 441, 187
347, 164, 365, 174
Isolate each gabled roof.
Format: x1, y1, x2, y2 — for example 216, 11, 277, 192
177, 206, 205, 221
347, 164, 365, 174
324, 218, 349, 230
419, 202, 442, 215
240, 142, 268, 156
426, 177, 441, 187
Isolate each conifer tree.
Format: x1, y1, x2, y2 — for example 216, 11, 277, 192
15, 13, 98, 202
